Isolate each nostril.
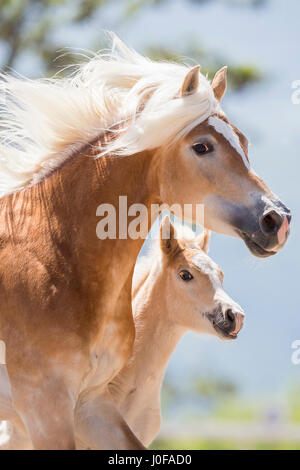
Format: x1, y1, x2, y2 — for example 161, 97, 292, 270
225, 309, 235, 325
260, 210, 283, 234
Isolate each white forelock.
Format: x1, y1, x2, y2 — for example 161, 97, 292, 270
0, 33, 219, 197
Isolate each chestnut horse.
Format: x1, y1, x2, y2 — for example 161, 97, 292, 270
0, 34, 290, 449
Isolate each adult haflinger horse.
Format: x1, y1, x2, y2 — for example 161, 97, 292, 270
0, 34, 291, 449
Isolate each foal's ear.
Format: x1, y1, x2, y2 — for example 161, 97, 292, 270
160, 216, 178, 256
180, 65, 200, 97
211, 66, 227, 102
196, 229, 211, 254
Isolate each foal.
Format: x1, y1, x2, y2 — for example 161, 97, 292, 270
1, 217, 244, 449
106, 218, 244, 447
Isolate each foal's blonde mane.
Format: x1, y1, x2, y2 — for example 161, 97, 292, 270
0, 33, 219, 197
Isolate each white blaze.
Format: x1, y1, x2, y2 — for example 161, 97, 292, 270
192, 252, 245, 318
208, 116, 250, 170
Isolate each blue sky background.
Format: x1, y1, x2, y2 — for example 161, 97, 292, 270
1, 0, 299, 404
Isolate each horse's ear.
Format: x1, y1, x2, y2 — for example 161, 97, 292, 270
211, 66, 227, 101
160, 216, 178, 256
180, 65, 200, 97
196, 229, 211, 254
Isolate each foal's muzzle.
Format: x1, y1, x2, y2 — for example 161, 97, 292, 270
207, 306, 244, 340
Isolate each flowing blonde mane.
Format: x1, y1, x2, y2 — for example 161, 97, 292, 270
0, 33, 220, 197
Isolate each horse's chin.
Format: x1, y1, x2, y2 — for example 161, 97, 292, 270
212, 324, 238, 341
237, 230, 277, 258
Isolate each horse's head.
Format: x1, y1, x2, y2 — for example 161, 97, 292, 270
158, 66, 291, 257
159, 217, 244, 340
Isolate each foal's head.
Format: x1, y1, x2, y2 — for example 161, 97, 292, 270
158, 217, 244, 340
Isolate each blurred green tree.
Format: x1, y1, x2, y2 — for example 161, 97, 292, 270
0, 0, 262, 88
192, 376, 238, 399
147, 45, 261, 90
0, 0, 111, 71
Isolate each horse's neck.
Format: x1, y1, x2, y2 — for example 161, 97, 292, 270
27, 146, 158, 286
111, 263, 185, 443
3, 145, 160, 355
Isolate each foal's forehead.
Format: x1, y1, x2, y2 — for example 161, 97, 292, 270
184, 248, 223, 286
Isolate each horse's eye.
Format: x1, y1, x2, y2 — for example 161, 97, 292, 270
192, 142, 213, 156
179, 270, 193, 281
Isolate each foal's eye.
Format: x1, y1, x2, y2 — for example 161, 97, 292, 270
192, 142, 213, 156
179, 270, 193, 281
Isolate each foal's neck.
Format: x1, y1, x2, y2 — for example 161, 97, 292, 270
112, 262, 185, 412
134, 290, 184, 386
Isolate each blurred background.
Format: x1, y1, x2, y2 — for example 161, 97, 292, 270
0, 0, 299, 450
